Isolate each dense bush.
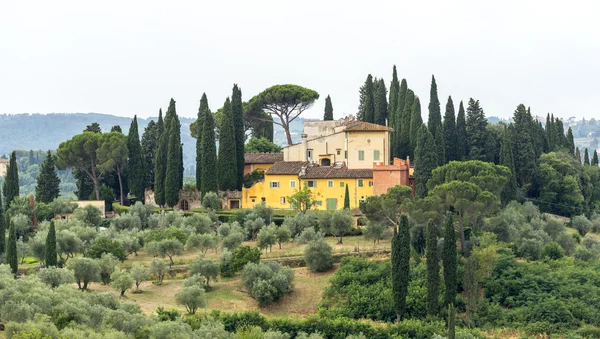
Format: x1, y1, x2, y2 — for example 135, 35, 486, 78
86, 237, 128, 261
221, 246, 261, 278
241, 263, 294, 306
304, 238, 333, 273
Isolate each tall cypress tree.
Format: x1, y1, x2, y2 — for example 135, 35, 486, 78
484, 132, 498, 164
373, 78, 388, 126
576, 147, 582, 164
546, 113, 555, 150
592, 150, 599, 167
500, 127, 518, 204
584, 148, 590, 166
391, 215, 410, 322
323, 95, 334, 121
0, 194, 5, 256
154, 109, 166, 207
127, 116, 146, 201
414, 125, 437, 198
456, 101, 468, 160
35, 151, 60, 204
196, 95, 207, 191
566, 127, 575, 154
512, 104, 536, 187
426, 219, 439, 317
7, 220, 17, 277
45, 220, 57, 267
218, 98, 238, 191
393, 79, 408, 158
465, 99, 488, 161
344, 184, 350, 209
231, 85, 245, 190
141, 120, 158, 190
3, 151, 19, 208
357, 74, 375, 123
389, 66, 400, 149
435, 126, 445, 166
442, 214, 457, 307
398, 89, 414, 159
428, 75, 442, 148
556, 118, 566, 148
443, 96, 457, 162
409, 97, 423, 160
164, 99, 183, 208
201, 96, 218, 195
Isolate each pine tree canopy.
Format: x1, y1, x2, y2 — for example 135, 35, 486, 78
35, 151, 61, 204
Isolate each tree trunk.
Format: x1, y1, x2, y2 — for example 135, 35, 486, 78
168, 255, 174, 268
285, 128, 293, 146
116, 165, 124, 205
120, 290, 125, 297
91, 165, 101, 200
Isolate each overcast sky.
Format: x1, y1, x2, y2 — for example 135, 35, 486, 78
1, 1, 599, 121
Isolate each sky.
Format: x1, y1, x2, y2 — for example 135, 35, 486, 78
1, 1, 599, 121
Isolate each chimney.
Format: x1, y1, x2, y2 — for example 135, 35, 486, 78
302, 133, 308, 161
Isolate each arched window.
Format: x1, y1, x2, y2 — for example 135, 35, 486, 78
180, 200, 189, 211
320, 158, 331, 167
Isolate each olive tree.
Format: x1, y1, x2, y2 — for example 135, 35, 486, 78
111, 269, 134, 297
175, 285, 207, 315
151, 258, 167, 284
130, 263, 150, 291
145, 239, 184, 268
189, 256, 219, 288
304, 238, 333, 272
37, 267, 75, 288
67, 257, 100, 290
329, 210, 353, 244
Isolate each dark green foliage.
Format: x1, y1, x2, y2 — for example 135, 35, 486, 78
443, 96, 457, 163
435, 126, 445, 166
195, 95, 207, 191
222, 246, 261, 277
584, 148, 590, 166
442, 214, 457, 307
463, 256, 478, 328
546, 113, 555, 150
218, 97, 238, 191
414, 125, 437, 198
344, 184, 350, 210
425, 220, 439, 317
35, 151, 61, 204
455, 101, 468, 160
241, 262, 294, 306
232, 85, 245, 189
593, 150, 599, 166
576, 147, 581, 164
447, 304, 456, 339
358, 74, 375, 123
243, 170, 265, 188
428, 76, 442, 158
409, 97, 423, 159
393, 79, 408, 159
7, 221, 18, 276
499, 127, 518, 204
538, 151, 589, 216
373, 78, 388, 126
566, 127, 575, 155
0, 194, 4, 256
391, 215, 410, 321
304, 238, 333, 272
512, 104, 536, 187
85, 122, 102, 133
141, 119, 158, 190
398, 89, 414, 159
200, 95, 218, 195
389, 66, 400, 149
154, 110, 166, 206
127, 116, 145, 201
165, 99, 183, 207
244, 137, 282, 153
484, 130, 498, 164
45, 220, 58, 267
465, 98, 488, 161
324, 95, 334, 121
86, 237, 128, 262
3, 151, 19, 208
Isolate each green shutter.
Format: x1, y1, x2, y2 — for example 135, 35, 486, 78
326, 198, 337, 211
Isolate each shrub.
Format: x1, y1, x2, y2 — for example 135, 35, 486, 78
241, 263, 294, 306
73, 205, 102, 227
151, 258, 167, 284
222, 231, 245, 251
97, 252, 119, 284
574, 246, 595, 261
202, 192, 222, 211
542, 241, 564, 260
304, 238, 333, 273
87, 237, 128, 261
572, 215, 592, 236
184, 213, 213, 234
37, 267, 74, 288
517, 238, 543, 260
128, 201, 154, 229
228, 246, 261, 276
175, 285, 207, 315
185, 233, 219, 253
296, 227, 324, 245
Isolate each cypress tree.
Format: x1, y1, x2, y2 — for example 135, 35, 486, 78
391, 215, 410, 322
409, 97, 423, 159
28, 150, 35, 166
425, 219, 439, 317
201, 96, 218, 195
456, 101, 468, 160
196, 95, 207, 191
435, 126, 445, 166
442, 214, 457, 307
484, 131, 497, 164
584, 148, 590, 166
141, 120, 158, 190
393, 79, 408, 158
218, 98, 238, 191
465, 99, 488, 161
556, 118, 566, 148
154, 109, 166, 207
414, 125, 437, 198
566, 127, 575, 154
35, 151, 60, 204
512, 104, 536, 187
3, 151, 19, 208
373, 78, 388, 126
447, 304, 456, 339
357, 74, 375, 123
389, 67, 400, 148
323, 95, 334, 121
7, 220, 17, 277
164, 99, 183, 208
576, 147, 582, 164
592, 150, 599, 167
500, 127, 518, 204
546, 113, 555, 150
232, 85, 245, 190
127, 116, 146, 201
0, 194, 5, 256
344, 184, 350, 209
45, 220, 57, 267
398, 89, 414, 159
443, 96, 457, 162
428, 75, 443, 151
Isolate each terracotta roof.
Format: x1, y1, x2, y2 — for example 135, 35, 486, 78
244, 152, 283, 164
266, 161, 309, 175
343, 120, 392, 132
0, 159, 7, 163
300, 164, 373, 179
351, 207, 364, 216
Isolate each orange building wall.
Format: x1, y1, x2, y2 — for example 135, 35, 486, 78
372, 158, 414, 196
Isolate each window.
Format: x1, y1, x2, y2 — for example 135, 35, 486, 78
269, 181, 280, 188
374, 150, 380, 161
307, 149, 313, 161
337, 149, 341, 155
369, 181, 373, 187
306, 180, 316, 188
280, 197, 286, 204
290, 180, 296, 188
328, 180, 334, 188
340, 182, 345, 187
358, 150, 364, 161
314, 200, 322, 206
358, 179, 364, 187
251, 199, 256, 203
